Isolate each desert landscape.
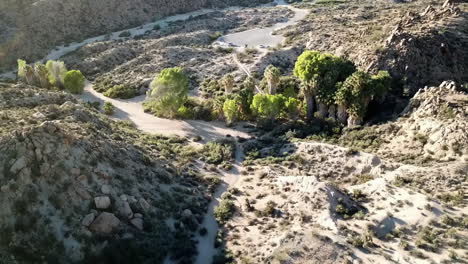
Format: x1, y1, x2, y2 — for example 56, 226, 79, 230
0, 0, 466, 263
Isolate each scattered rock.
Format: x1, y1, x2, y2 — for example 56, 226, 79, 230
94, 196, 111, 209
82, 213, 95, 227
121, 201, 133, 219
139, 198, 150, 212
101, 184, 111, 194
89, 212, 120, 234
130, 217, 144, 231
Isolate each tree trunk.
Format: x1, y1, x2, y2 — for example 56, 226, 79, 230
268, 82, 277, 95
305, 94, 315, 121
328, 105, 337, 120
337, 105, 348, 125
317, 102, 328, 119
347, 115, 363, 127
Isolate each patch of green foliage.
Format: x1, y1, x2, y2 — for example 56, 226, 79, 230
144, 67, 189, 118
214, 198, 235, 224
103, 84, 137, 99
64, 70, 85, 94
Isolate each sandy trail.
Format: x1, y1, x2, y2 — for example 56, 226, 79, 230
79, 83, 250, 141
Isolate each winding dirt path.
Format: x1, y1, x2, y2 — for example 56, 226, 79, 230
78, 83, 250, 141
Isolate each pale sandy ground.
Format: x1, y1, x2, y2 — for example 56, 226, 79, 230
218, 0, 308, 49
79, 82, 250, 141
221, 142, 468, 264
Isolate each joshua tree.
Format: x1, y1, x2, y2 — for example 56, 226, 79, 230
264, 65, 281, 95
221, 74, 235, 94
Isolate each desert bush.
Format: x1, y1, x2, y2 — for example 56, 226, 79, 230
277, 76, 300, 98
251, 93, 286, 121
202, 139, 236, 165
223, 99, 240, 126
46, 60, 67, 89
64, 70, 85, 94
103, 84, 136, 99
176, 97, 214, 121
145, 67, 189, 118
103, 102, 115, 115
214, 199, 235, 224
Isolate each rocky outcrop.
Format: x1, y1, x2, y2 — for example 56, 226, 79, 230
0, 82, 214, 263
369, 0, 468, 95
0, 0, 271, 70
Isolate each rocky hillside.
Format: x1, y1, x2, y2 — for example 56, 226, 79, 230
0, 0, 271, 70
219, 81, 467, 263
277, 0, 468, 95
62, 6, 293, 97
0, 82, 218, 263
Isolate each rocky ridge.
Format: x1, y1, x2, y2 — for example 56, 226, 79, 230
0, 82, 217, 263
0, 0, 271, 70
219, 81, 467, 264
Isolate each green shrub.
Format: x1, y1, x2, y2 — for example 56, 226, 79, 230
223, 99, 240, 125
250, 93, 286, 120
103, 102, 115, 115
202, 139, 236, 165
145, 67, 189, 118
64, 70, 85, 94
214, 199, 235, 224
176, 98, 214, 121
103, 84, 137, 99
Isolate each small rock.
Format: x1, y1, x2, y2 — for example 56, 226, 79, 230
182, 209, 192, 218
130, 218, 144, 231
94, 196, 111, 209
128, 196, 137, 203
89, 212, 120, 234
139, 198, 150, 212
70, 168, 80, 176
33, 112, 46, 119
121, 201, 133, 219
101, 185, 111, 195
120, 194, 128, 201
82, 213, 95, 227
134, 213, 143, 218
122, 233, 134, 240
75, 186, 92, 200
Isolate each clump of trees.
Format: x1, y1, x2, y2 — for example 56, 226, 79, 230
144, 67, 189, 118
144, 51, 390, 128
17, 59, 85, 94
294, 50, 390, 126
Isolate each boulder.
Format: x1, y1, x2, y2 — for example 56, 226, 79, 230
89, 212, 120, 234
